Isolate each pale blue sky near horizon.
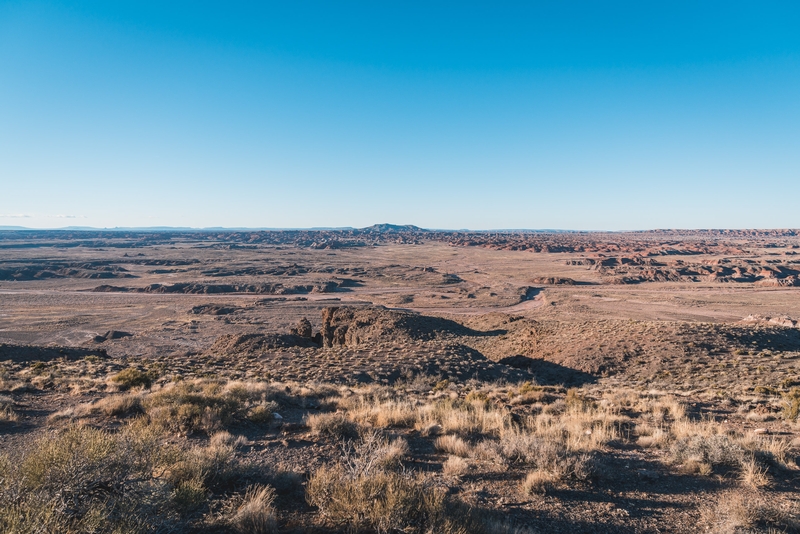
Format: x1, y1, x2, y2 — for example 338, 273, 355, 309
1, 1, 799, 230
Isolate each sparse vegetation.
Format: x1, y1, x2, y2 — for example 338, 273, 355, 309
3, 231, 800, 532
111, 367, 153, 390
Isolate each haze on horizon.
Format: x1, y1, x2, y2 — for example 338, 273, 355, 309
1, 2, 799, 231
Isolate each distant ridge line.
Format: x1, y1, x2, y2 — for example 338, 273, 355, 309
0, 225, 797, 235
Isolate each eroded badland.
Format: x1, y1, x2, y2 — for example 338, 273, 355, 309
1, 227, 799, 533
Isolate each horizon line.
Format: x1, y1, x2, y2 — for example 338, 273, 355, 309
0, 225, 798, 234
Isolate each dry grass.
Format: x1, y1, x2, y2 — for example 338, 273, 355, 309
345, 398, 418, 428
229, 484, 278, 534
782, 387, 800, 421
340, 431, 409, 475
110, 367, 153, 390
520, 468, 559, 496
435, 434, 472, 457
306, 424, 486, 533
739, 458, 770, 489
94, 392, 144, 416
442, 455, 469, 477
0, 423, 179, 532
0, 395, 18, 422
4, 373, 800, 533
139, 379, 311, 435
635, 423, 669, 448
700, 490, 799, 533
305, 412, 360, 440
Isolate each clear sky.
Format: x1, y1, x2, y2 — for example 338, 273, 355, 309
1, 1, 799, 230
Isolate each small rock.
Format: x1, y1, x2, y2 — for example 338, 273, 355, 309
753, 428, 770, 435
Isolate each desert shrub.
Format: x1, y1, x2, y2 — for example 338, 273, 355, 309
739, 458, 770, 489
307, 425, 483, 533
307, 467, 486, 534
0, 395, 17, 423
433, 379, 450, 392
229, 484, 278, 534
139, 379, 298, 434
306, 412, 360, 439
670, 434, 746, 471
417, 397, 510, 437
635, 423, 668, 448
167, 434, 239, 490
435, 434, 472, 457
247, 401, 279, 424
346, 399, 418, 428
753, 386, 779, 396
111, 368, 152, 390
0, 420, 245, 533
700, 490, 799, 533
782, 387, 800, 421
480, 431, 593, 484
94, 392, 144, 417
520, 469, 559, 496
144, 381, 245, 435
340, 431, 409, 475
0, 424, 178, 533
565, 388, 594, 410
746, 437, 791, 468
442, 455, 469, 477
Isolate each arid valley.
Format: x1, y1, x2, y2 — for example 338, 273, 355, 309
0, 227, 799, 532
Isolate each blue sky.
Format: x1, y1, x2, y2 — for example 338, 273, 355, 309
1, 1, 799, 230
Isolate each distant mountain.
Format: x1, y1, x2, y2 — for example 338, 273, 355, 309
360, 224, 430, 233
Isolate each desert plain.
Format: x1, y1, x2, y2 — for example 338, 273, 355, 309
1, 226, 799, 533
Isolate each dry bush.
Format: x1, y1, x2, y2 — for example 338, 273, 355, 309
229, 484, 278, 534
0, 395, 17, 423
94, 392, 144, 417
341, 431, 409, 475
111, 368, 152, 390
306, 412, 360, 440
782, 387, 800, 421
211, 430, 247, 449
307, 424, 485, 533
635, 424, 668, 448
137, 379, 308, 435
520, 468, 559, 496
644, 395, 686, 423
740, 435, 793, 470
46, 406, 80, 424
471, 440, 507, 466
415, 397, 510, 437
0, 424, 179, 533
739, 458, 770, 489
246, 401, 280, 424
442, 455, 469, 477
0, 415, 249, 534
144, 380, 255, 435
491, 431, 552, 465
435, 434, 472, 457
670, 434, 746, 471
168, 435, 239, 491
524, 402, 624, 453
346, 399, 418, 428
307, 467, 486, 534
479, 430, 593, 485
700, 490, 799, 533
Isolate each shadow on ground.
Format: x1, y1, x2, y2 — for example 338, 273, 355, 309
499, 355, 597, 386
